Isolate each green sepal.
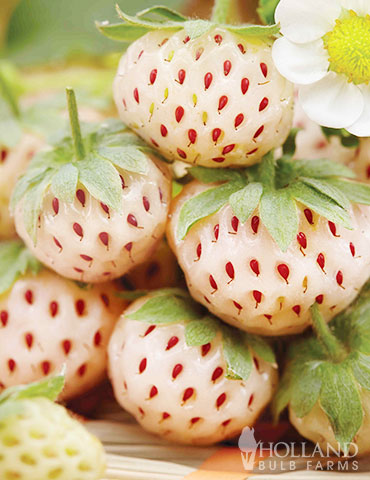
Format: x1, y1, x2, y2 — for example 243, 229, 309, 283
0, 241, 42, 295
289, 182, 352, 229
97, 146, 149, 175
177, 180, 244, 240
319, 362, 363, 453
77, 155, 123, 212
0, 373, 65, 405
328, 179, 370, 206
227, 23, 280, 37
260, 188, 298, 252
272, 368, 293, 423
222, 328, 252, 381
300, 177, 350, 210
126, 290, 202, 324
98, 4, 280, 43
51, 163, 79, 203
352, 352, 370, 390
229, 182, 263, 223
290, 362, 322, 418
244, 333, 276, 364
257, 0, 280, 25
185, 316, 218, 346
189, 166, 244, 184
294, 159, 355, 179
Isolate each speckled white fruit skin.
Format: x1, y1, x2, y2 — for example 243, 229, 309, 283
167, 181, 370, 336
113, 28, 294, 168
290, 392, 370, 456
352, 138, 370, 184
0, 398, 105, 480
108, 295, 278, 446
0, 134, 44, 240
293, 97, 356, 165
14, 157, 171, 283
0, 270, 125, 400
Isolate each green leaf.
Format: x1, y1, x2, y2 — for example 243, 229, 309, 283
321, 127, 359, 148
189, 166, 244, 184
260, 188, 298, 251
0, 241, 41, 294
300, 177, 350, 210
51, 163, 79, 203
352, 352, 370, 390
0, 373, 65, 405
185, 316, 218, 347
97, 146, 149, 175
290, 362, 322, 418
227, 23, 280, 37
257, 0, 280, 25
10, 170, 45, 212
328, 179, 370, 206
127, 293, 201, 324
271, 369, 293, 422
319, 362, 363, 452
294, 159, 355, 179
116, 4, 183, 30
229, 182, 263, 223
78, 155, 123, 212
290, 182, 352, 229
136, 6, 187, 22
22, 174, 53, 244
96, 21, 154, 42
258, 152, 276, 188
282, 128, 299, 157
184, 19, 213, 39
222, 329, 253, 381
244, 333, 275, 364
177, 180, 243, 240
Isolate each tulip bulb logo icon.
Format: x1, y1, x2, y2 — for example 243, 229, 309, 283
239, 427, 260, 470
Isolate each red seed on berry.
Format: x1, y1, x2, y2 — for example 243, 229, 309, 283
133, 88, 139, 103
241, 78, 249, 95
149, 69, 157, 84
234, 113, 244, 128
204, 72, 213, 90
212, 128, 222, 143
223, 60, 231, 76
251, 216, 260, 234
259, 97, 269, 111
250, 259, 260, 276
277, 264, 289, 283
218, 96, 228, 111
188, 129, 197, 144
260, 63, 268, 77
175, 106, 184, 122
317, 253, 326, 272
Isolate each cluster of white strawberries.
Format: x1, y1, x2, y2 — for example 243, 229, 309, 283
1, 0, 370, 478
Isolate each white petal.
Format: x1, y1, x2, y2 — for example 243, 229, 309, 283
299, 72, 364, 129
275, 0, 342, 43
272, 38, 329, 85
340, 0, 370, 15
347, 86, 370, 136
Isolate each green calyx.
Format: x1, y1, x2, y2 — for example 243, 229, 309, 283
0, 373, 65, 421
126, 288, 276, 381
96, 3, 279, 43
273, 281, 370, 453
11, 88, 154, 244
321, 126, 359, 149
0, 240, 41, 296
177, 135, 370, 251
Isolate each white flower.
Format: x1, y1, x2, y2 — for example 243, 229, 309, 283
272, 0, 370, 136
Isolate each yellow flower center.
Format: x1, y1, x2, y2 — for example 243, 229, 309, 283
323, 10, 370, 85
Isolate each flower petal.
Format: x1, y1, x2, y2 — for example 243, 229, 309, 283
347, 86, 370, 137
272, 38, 329, 85
275, 0, 342, 43
299, 72, 364, 129
340, 0, 370, 15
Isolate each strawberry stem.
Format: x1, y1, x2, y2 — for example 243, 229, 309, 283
310, 303, 347, 363
66, 88, 85, 161
211, 0, 234, 23
0, 69, 20, 118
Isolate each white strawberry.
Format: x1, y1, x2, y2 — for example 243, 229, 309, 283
108, 289, 278, 446
0, 134, 43, 239
12, 89, 171, 283
274, 291, 370, 456
293, 98, 357, 165
98, 4, 293, 168
167, 153, 370, 336
0, 375, 106, 480
0, 241, 125, 400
